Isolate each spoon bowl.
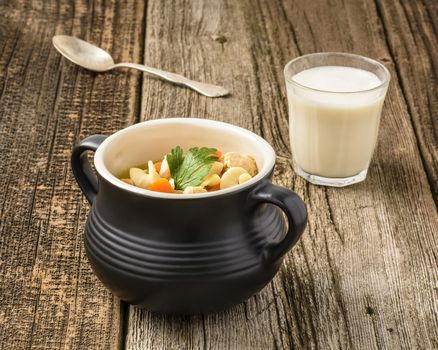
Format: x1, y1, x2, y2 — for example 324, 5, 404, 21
52, 35, 115, 72
52, 35, 229, 97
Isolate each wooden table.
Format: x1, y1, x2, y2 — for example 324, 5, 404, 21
1, 0, 437, 349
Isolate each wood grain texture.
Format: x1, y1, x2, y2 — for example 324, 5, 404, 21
0, 0, 144, 349
375, 0, 438, 203
126, 0, 438, 349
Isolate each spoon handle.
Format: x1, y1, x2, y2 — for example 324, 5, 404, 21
112, 62, 229, 98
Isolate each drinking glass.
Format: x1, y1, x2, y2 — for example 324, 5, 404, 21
284, 52, 390, 187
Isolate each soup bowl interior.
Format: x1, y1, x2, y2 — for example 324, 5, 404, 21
94, 118, 276, 197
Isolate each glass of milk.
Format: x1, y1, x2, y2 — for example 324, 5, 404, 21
284, 52, 390, 187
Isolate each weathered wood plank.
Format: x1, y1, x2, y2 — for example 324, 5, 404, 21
375, 0, 438, 203
0, 0, 144, 349
126, 0, 438, 349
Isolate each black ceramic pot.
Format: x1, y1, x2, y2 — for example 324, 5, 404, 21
71, 118, 307, 314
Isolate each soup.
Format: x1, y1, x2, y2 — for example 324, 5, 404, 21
119, 146, 258, 194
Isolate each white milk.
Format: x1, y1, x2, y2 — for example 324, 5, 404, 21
287, 66, 385, 178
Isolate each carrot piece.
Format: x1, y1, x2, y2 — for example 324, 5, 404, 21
154, 161, 162, 173
148, 178, 174, 193
207, 184, 220, 192
210, 151, 222, 160
121, 178, 133, 185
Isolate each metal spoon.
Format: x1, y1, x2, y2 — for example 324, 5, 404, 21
52, 35, 229, 98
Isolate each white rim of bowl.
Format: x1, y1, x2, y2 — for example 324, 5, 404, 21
94, 118, 276, 199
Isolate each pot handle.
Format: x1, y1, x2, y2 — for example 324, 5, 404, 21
249, 180, 307, 264
71, 135, 107, 204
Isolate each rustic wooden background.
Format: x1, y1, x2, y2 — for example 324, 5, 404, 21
0, 0, 437, 349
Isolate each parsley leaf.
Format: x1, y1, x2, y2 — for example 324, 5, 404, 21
167, 146, 217, 190
166, 146, 184, 177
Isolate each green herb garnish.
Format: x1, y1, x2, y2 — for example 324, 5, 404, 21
167, 146, 217, 190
